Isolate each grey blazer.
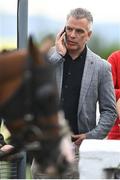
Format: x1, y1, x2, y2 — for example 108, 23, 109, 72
48, 47, 117, 139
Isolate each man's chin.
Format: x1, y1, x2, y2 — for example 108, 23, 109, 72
67, 45, 78, 51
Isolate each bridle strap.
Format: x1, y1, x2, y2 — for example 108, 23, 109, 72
23, 55, 35, 122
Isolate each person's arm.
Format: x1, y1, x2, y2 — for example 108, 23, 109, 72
86, 61, 117, 139
116, 98, 120, 119
108, 53, 120, 101
47, 47, 65, 64
108, 52, 120, 118
47, 29, 67, 64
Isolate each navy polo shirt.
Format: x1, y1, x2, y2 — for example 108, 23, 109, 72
60, 46, 87, 134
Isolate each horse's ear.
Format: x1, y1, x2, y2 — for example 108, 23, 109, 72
28, 35, 39, 57
28, 35, 36, 52
28, 35, 46, 65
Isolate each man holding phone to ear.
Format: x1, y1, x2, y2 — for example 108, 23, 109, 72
48, 7, 117, 178
49, 7, 116, 142
32, 8, 117, 178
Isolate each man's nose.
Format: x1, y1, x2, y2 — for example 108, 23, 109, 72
70, 30, 76, 38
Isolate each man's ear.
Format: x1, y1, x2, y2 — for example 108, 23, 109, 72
87, 31, 92, 41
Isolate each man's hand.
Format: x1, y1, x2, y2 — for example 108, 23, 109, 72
0, 144, 14, 153
55, 29, 67, 56
71, 134, 86, 146
116, 98, 120, 119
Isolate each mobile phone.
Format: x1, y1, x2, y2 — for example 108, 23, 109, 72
63, 26, 66, 33
60, 27, 66, 36
60, 27, 67, 44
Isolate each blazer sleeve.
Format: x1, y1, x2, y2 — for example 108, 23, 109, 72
86, 61, 117, 139
108, 52, 120, 101
47, 47, 65, 64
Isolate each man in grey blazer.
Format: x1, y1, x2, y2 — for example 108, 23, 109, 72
48, 8, 117, 143
31, 7, 117, 179
46, 8, 117, 178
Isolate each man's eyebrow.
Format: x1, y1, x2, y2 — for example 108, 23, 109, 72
76, 28, 85, 32
66, 26, 86, 33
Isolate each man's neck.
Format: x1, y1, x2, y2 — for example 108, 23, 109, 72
68, 46, 85, 60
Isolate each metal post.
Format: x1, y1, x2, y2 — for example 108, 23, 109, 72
17, 0, 28, 178
17, 0, 28, 49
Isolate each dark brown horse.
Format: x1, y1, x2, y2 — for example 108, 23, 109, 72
0, 37, 73, 176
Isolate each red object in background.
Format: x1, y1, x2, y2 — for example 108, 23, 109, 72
107, 50, 120, 139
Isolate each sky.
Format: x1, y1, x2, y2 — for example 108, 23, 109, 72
0, 0, 120, 49
28, 0, 120, 23
0, 0, 120, 23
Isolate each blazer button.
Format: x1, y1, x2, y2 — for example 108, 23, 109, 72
65, 85, 68, 88
61, 98, 64, 102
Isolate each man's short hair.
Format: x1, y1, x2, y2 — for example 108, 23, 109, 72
67, 8, 93, 24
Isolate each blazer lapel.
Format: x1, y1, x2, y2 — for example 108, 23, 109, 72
78, 48, 95, 113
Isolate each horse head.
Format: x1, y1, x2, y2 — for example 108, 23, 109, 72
0, 36, 74, 176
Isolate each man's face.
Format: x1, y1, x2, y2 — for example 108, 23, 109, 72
65, 16, 92, 52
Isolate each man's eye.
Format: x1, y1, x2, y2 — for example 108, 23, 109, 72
76, 29, 84, 34
66, 27, 72, 31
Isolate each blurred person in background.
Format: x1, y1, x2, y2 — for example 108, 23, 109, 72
40, 34, 55, 54
107, 51, 120, 139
